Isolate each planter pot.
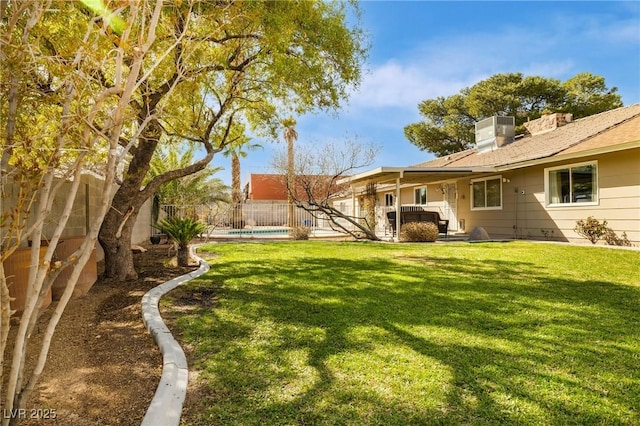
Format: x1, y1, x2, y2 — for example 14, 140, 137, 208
51, 237, 97, 300
4, 247, 51, 316
150, 235, 161, 245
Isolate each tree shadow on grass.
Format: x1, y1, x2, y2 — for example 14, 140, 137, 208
181, 248, 640, 425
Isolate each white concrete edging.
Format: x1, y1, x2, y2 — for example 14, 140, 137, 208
141, 248, 210, 426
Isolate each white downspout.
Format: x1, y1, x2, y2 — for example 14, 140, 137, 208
395, 177, 401, 238
351, 185, 356, 221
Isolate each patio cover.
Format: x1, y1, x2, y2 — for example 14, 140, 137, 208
338, 166, 498, 237
338, 166, 498, 187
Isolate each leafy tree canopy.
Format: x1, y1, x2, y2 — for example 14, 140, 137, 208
86, 0, 368, 280
404, 72, 622, 156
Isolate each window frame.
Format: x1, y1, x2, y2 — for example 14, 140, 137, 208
414, 187, 427, 205
470, 175, 503, 211
384, 193, 394, 207
545, 161, 599, 207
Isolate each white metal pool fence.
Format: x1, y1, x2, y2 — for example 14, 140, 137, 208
158, 203, 355, 238
157, 203, 447, 238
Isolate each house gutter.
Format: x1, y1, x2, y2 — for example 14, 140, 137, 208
339, 166, 496, 186
395, 175, 402, 237
495, 140, 640, 172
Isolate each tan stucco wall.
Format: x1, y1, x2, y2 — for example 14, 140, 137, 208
55, 174, 152, 254
131, 197, 153, 246
454, 148, 640, 244
391, 148, 639, 244
2, 173, 152, 257
29, 174, 99, 241
390, 184, 446, 207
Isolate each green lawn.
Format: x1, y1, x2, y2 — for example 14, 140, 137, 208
165, 241, 640, 425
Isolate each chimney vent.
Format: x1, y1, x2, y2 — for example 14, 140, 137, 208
524, 113, 573, 136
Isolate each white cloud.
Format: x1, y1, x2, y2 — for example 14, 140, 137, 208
348, 61, 470, 110
345, 21, 579, 112
549, 13, 640, 44
345, 5, 638, 115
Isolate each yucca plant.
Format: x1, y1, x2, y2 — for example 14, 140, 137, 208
156, 217, 206, 266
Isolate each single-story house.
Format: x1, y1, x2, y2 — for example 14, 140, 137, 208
339, 104, 640, 244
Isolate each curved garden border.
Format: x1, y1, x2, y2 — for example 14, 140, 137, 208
140, 248, 210, 426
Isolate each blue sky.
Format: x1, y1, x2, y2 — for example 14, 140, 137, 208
210, 1, 640, 187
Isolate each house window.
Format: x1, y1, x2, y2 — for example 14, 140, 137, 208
414, 187, 427, 205
384, 193, 394, 207
546, 162, 598, 205
471, 176, 502, 210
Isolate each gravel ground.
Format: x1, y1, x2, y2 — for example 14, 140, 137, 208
16, 243, 197, 426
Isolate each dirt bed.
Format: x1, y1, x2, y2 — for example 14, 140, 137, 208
15, 243, 196, 425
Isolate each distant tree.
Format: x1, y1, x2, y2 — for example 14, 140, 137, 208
281, 117, 298, 227
404, 94, 476, 155
465, 73, 567, 120
271, 139, 381, 241
562, 72, 622, 118
222, 137, 261, 205
222, 134, 261, 229
405, 72, 623, 156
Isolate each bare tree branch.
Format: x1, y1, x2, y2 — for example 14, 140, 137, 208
271, 138, 381, 240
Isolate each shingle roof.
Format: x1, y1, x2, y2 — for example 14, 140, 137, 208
410, 150, 475, 168
413, 104, 640, 169
558, 112, 640, 155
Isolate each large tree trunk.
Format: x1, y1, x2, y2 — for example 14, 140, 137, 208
99, 180, 151, 281
99, 121, 160, 281
99, 201, 141, 281
99, 112, 217, 280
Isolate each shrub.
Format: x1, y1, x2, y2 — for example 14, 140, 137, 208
290, 226, 311, 240
400, 222, 439, 242
574, 217, 608, 244
155, 216, 207, 266
603, 228, 632, 247
156, 216, 206, 246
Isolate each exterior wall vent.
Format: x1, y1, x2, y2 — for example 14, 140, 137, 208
474, 116, 515, 153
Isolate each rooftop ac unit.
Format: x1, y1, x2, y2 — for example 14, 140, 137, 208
475, 116, 515, 153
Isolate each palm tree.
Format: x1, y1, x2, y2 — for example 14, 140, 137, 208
222, 138, 262, 228
147, 145, 229, 240
281, 117, 298, 227
155, 217, 206, 266
147, 144, 229, 207
223, 139, 262, 204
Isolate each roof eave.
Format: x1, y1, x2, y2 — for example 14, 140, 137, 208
496, 140, 640, 171
339, 166, 498, 186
